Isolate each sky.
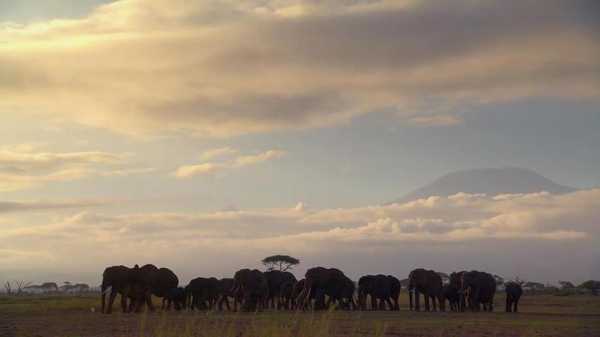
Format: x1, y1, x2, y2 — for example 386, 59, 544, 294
0, 0, 599, 286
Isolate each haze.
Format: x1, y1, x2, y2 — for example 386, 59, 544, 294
1, 0, 599, 286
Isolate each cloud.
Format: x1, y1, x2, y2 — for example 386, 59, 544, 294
407, 114, 463, 127
0, 145, 152, 191
2, 189, 599, 283
0, 200, 106, 213
0, 0, 597, 137
174, 162, 227, 178
199, 147, 238, 161
174, 149, 286, 178
232, 150, 286, 168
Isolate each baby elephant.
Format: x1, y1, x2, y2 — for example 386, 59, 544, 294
164, 287, 186, 311
505, 282, 523, 313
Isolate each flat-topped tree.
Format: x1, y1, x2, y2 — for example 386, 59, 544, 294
262, 255, 300, 271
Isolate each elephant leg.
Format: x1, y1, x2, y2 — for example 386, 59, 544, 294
123, 295, 131, 313
514, 299, 519, 313
439, 295, 446, 312
325, 296, 333, 309
432, 296, 437, 312
424, 294, 430, 311
394, 297, 400, 311
506, 297, 511, 313
101, 286, 107, 314
146, 293, 155, 312
316, 290, 326, 310
415, 291, 420, 312
385, 297, 394, 311
283, 296, 289, 310
107, 289, 117, 314
127, 297, 135, 313
378, 298, 385, 310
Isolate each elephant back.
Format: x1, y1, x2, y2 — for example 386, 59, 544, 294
101, 265, 131, 290
153, 267, 179, 297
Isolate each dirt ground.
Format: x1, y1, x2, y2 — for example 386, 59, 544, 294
1, 294, 599, 337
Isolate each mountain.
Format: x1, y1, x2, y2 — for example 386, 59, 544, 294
392, 167, 576, 204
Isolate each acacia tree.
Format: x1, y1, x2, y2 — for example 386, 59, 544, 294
262, 255, 300, 272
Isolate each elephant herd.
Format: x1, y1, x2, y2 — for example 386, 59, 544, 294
100, 265, 523, 314
409, 269, 522, 313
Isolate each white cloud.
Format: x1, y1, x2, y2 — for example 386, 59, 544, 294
173, 149, 286, 178
0, 0, 597, 137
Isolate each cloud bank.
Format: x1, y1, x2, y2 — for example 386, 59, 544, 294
1, 0, 598, 137
2, 189, 599, 283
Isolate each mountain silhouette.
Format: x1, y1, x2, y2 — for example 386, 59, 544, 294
392, 167, 576, 204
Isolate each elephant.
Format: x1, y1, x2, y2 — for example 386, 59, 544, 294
325, 275, 356, 310
164, 287, 186, 311
505, 282, 523, 313
232, 269, 269, 311
125, 264, 179, 312
126, 264, 158, 312
292, 279, 311, 310
443, 284, 460, 311
408, 268, 445, 312
388, 276, 402, 310
297, 267, 355, 311
101, 264, 154, 314
154, 268, 179, 309
449, 271, 466, 311
264, 270, 297, 310
279, 278, 297, 310
358, 274, 400, 311
216, 278, 239, 311
186, 277, 220, 310
461, 270, 496, 312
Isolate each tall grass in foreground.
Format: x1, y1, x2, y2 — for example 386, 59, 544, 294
133, 308, 389, 337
